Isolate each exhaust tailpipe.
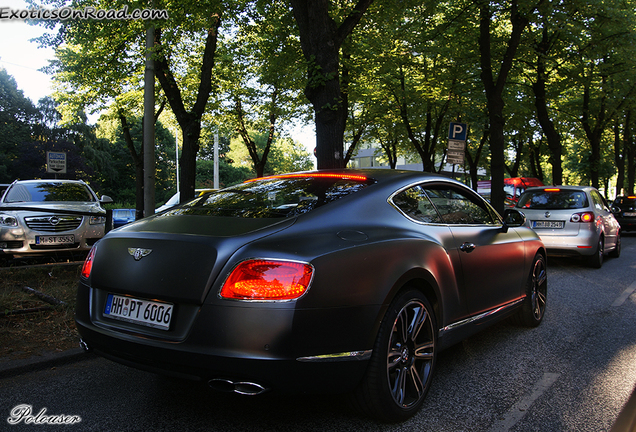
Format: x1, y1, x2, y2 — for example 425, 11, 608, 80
208, 378, 268, 395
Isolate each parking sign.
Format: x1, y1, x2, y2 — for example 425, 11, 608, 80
448, 123, 468, 141
47, 152, 67, 174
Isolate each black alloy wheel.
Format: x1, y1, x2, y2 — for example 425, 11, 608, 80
353, 289, 437, 422
514, 252, 548, 327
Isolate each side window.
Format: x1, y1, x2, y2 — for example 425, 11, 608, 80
590, 190, 609, 212
392, 186, 442, 223
422, 185, 497, 225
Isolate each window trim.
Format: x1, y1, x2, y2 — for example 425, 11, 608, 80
388, 180, 503, 227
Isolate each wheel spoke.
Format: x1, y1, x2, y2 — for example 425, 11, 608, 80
390, 367, 407, 405
408, 364, 424, 396
413, 341, 435, 360
387, 345, 402, 370
407, 305, 426, 342
535, 267, 547, 287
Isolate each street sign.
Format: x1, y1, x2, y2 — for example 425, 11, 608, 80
447, 150, 464, 164
47, 152, 67, 174
447, 140, 466, 151
448, 122, 468, 141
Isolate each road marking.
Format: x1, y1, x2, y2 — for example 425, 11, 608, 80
612, 280, 636, 307
488, 372, 560, 432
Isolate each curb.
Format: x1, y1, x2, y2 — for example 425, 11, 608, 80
0, 348, 96, 380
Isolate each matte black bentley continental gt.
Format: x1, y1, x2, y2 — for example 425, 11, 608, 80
76, 170, 547, 422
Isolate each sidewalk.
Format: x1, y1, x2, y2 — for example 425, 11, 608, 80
0, 348, 93, 380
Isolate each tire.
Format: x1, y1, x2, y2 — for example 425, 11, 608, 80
352, 289, 437, 423
609, 232, 621, 258
588, 236, 604, 268
513, 253, 547, 327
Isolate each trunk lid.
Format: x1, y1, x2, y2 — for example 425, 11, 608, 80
89, 215, 295, 304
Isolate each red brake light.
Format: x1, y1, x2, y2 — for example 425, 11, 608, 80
220, 260, 314, 300
571, 212, 594, 223
544, 188, 560, 192
81, 246, 96, 279
244, 173, 368, 183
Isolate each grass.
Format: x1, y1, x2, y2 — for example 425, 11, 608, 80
0, 264, 82, 360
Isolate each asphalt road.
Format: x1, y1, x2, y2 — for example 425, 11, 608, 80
2, 235, 636, 431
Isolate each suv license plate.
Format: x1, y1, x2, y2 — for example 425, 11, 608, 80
104, 294, 173, 330
35, 235, 75, 245
533, 221, 564, 229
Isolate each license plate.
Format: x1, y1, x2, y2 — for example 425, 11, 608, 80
104, 294, 173, 330
35, 235, 75, 245
533, 220, 564, 229
624, 212, 636, 217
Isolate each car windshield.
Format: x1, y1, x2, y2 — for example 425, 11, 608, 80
164, 175, 374, 218
4, 182, 95, 203
517, 190, 589, 210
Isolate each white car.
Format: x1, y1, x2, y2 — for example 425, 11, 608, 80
156, 188, 217, 213
0, 179, 112, 260
515, 185, 621, 268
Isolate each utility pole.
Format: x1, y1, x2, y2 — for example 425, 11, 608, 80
143, 22, 155, 217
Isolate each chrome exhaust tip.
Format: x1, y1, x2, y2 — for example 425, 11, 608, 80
79, 339, 91, 352
208, 378, 268, 395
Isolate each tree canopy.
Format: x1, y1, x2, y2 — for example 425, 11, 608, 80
4, 0, 636, 213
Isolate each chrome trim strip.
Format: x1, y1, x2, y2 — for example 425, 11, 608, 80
438, 298, 524, 337
296, 350, 373, 362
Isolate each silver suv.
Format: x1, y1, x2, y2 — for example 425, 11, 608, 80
0, 179, 112, 259
516, 185, 620, 268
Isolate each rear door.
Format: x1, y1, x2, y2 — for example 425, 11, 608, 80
590, 189, 620, 249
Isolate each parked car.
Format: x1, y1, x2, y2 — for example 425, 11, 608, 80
612, 196, 636, 232
477, 177, 544, 207
112, 209, 136, 228
156, 188, 217, 213
0, 184, 9, 200
0, 179, 112, 260
516, 186, 620, 268
76, 170, 546, 422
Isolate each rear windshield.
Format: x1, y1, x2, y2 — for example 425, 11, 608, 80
163, 176, 374, 218
4, 182, 95, 203
614, 197, 636, 206
517, 190, 589, 210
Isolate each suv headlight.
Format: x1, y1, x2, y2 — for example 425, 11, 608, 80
89, 215, 106, 225
0, 214, 18, 227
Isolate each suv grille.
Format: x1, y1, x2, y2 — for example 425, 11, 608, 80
25, 215, 83, 232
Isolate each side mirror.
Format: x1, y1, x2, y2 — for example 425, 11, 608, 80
100, 195, 114, 204
503, 209, 526, 229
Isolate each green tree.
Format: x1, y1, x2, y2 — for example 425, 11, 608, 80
0, 68, 39, 181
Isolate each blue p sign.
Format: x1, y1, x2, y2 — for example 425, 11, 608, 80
448, 123, 468, 141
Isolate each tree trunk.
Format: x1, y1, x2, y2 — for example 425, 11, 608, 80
290, 0, 374, 170
533, 27, 563, 185
478, 0, 530, 214
153, 14, 221, 201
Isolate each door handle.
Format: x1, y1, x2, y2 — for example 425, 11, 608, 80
460, 242, 476, 253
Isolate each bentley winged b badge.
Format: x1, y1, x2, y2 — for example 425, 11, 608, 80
128, 248, 152, 261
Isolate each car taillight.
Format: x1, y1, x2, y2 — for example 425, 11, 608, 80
571, 212, 594, 223
220, 259, 314, 300
81, 246, 97, 279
